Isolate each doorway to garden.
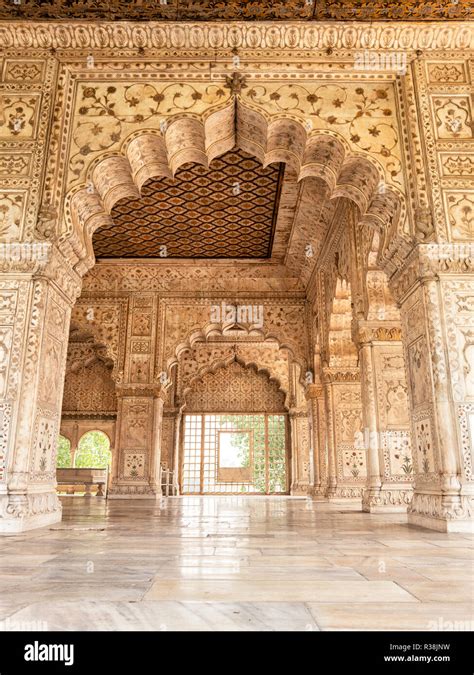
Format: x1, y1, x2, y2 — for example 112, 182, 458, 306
181, 413, 288, 495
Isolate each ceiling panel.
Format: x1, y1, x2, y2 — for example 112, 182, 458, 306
93, 149, 284, 259
1, 0, 468, 21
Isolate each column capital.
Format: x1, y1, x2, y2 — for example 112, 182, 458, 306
305, 384, 324, 400
288, 407, 307, 418
322, 367, 360, 384
352, 320, 402, 347
0, 241, 82, 304
389, 243, 474, 304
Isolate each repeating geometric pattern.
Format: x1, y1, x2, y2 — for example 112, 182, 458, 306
1, 0, 468, 21
185, 360, 286, 413
94, 150, 284, 259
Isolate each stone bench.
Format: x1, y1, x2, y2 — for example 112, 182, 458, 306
56, 468, 108, 497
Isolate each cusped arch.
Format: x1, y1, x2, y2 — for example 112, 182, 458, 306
63, 101, 406, 273
182, 354, 288, 408
165, 321, 307, 389
183, 357, 287, 414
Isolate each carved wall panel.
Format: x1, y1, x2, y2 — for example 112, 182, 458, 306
292, 413, 311, 489
413, 418, 437, 478
442, 280, 474, 403
0, 403, 11, 482
185, 360, 286, 414
125, 295, 157, 385
371, 342, 413, 483
28, 283, 72, 484
382, 430, 413, 480
116, 398, 152, 483
443, 192, 474, 241
457, 403, 474, 483
71, 297, 129, 376
332, 382, 366, 486
0, 192, 27, 241
62, 343, 117, 416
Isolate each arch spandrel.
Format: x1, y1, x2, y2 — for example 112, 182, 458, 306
159, 302, 309, 387
60, 77, 412, 272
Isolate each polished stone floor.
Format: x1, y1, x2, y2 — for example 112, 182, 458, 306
0, 496, 472, 631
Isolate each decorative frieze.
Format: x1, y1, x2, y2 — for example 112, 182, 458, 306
0, 22, 471, 52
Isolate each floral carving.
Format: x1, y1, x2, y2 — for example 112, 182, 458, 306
243, 83, 402, 186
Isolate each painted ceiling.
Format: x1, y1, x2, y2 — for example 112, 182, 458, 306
94, 149, 284, 259
1, 0, 470, 21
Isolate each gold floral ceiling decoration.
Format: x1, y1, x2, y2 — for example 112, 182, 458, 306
1, 0, 470, 21
93, 149, 284, 259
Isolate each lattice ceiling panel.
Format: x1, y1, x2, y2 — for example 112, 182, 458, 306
94, 150, 284, 259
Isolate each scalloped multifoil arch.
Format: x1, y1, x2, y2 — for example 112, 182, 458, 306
181, 352, 289, 410
63, 100, 406, 273
165, 321, 306, 391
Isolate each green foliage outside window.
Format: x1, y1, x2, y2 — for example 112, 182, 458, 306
220, 414, 286, 493
75, 431, 111, 468
56, 435, 72, 468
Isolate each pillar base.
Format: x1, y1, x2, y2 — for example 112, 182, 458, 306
325, 486, 363, 502
362, 485, 413, 513
0, 492, 62, 534
309, 486, 327, 501
407, 491, 474, 533
290, 482, 311, 496
107, 483, 161, 499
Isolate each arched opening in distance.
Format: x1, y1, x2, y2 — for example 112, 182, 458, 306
56, 435, 72, 468
180, 359, 289, 495
75, 431, 112, 470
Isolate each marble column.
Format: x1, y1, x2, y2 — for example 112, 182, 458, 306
305, 384, 326, 498
322, 379, 338, 498
0, 246, 81, 532
355, 324, 413, 513
172, 409, 182, 495
390, 244, 474, 532
70, 421, 79, 467
108, 385, 165, 498
289, 408, 311, 495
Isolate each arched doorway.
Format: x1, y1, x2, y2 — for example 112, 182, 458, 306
75, 431, 112, 470
181, 360, 289, 495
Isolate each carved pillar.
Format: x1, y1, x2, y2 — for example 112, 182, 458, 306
323, 379, 337, 497
70, 421, 79, 467
390, 244, 474, 532
305, 384, 326, 498
355, 324, 414, 513
289, 408, 311, 495
107, 291, 163, 498
359, 338, 382, 501
161, 405, 180, 495
172, 409, 182, 495
108, 385, 165, 498
0, 247, 81, 532
323, 369, 365, 500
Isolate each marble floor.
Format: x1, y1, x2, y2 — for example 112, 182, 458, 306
0, 496, 472, 631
